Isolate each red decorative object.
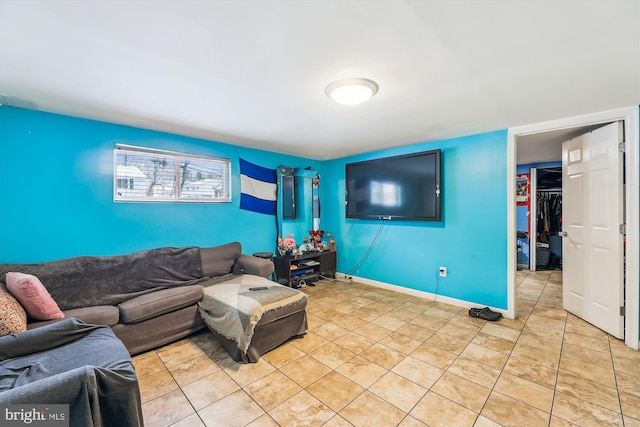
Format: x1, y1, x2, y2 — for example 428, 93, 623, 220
308, 229, 325, 248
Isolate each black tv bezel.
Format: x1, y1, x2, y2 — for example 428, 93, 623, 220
345, 149, 442, 221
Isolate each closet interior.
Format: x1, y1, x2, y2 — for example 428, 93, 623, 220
530, 167, 563, 270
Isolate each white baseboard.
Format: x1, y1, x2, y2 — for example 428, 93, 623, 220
335, 272, 511, 319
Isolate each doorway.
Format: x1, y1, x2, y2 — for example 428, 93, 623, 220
528, 166, 564, 272
507, 106, 639, 350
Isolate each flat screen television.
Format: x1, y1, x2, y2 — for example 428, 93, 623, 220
345, 149, 442, 221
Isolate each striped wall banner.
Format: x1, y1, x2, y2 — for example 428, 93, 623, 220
239, 158, 277, 215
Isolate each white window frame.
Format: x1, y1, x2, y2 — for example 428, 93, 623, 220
113, 144, 231, 203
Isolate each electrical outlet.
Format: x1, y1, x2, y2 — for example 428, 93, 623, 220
439, 266, 447, 277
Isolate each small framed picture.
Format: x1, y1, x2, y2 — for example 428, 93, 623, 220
516, 174, 529, 205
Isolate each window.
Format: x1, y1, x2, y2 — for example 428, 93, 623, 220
117, 178, 134, 190
114, 144, 231, 203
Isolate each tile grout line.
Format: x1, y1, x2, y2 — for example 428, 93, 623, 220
545, 271, 567, 426
609, 334, 626, 423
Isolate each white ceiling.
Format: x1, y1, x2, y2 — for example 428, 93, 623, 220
0, 0, 638, 161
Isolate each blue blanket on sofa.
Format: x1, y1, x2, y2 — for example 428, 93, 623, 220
0, 319, 143, 427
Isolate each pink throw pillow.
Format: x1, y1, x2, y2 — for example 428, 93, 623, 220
6, 272, 65, 320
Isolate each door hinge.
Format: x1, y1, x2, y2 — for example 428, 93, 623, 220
620, 306, 625, 316
619, 142, 626, 153
620, 224, 626, 235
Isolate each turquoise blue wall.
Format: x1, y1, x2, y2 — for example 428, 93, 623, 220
3, 106, 639, 331
0, 106, 318, 262
323, 130, 509, 309
0, 106, 509, 309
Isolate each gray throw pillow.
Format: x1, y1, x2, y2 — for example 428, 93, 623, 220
199, 242, 241, 277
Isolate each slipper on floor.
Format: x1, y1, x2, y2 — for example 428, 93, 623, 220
469, 307, 492, 313
468, 307, 502, 321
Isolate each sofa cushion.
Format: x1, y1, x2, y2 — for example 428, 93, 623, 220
65, 306, 120, 326
112, 305, 205, 356
118, 285, 203, 324
200, 242, 241, 277
0, 284, 27, 336
28, 306, 121, 329
5, 272, 65, 320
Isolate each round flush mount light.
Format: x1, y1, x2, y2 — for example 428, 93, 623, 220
325, 78, 379, 106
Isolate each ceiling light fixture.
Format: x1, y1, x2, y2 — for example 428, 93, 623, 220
325, 78, 378, 106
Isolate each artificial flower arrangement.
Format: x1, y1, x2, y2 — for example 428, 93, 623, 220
277, 234, 297, 256
308, 229, 325, 248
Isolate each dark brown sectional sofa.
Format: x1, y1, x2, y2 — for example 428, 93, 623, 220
0, 242, 274, 355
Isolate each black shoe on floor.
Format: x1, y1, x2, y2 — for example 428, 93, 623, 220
468, 307, 502, 321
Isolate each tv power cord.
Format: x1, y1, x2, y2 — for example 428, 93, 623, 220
343, 219, 386, 278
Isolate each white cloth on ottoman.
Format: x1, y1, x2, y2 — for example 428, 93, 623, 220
197, 274, 306, 353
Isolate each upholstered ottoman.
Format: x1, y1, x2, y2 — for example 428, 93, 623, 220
197, 275, 308, 363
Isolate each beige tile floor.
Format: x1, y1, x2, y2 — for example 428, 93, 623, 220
135, 270, 640, 426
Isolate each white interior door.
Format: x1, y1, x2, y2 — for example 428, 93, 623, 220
562, 122, 624, 338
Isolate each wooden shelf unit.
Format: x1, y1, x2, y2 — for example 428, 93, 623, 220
273, 251, 336, 287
